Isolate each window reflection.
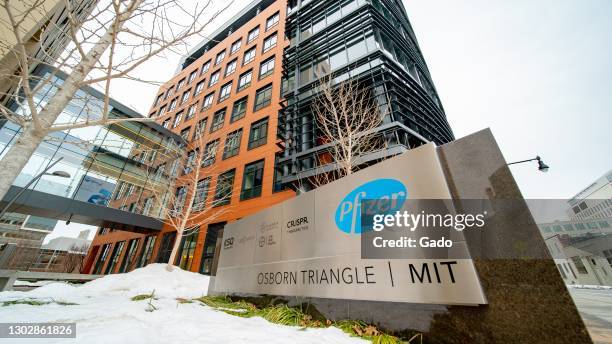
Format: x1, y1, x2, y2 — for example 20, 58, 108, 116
0, 66, 182, 219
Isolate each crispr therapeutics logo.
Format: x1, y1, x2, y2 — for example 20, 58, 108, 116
335, 179, 407, 234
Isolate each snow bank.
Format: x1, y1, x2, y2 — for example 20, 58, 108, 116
0, 265, 364, 343
81, 263, 210, 299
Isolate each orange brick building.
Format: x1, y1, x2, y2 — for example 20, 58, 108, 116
84, 0, 295, 275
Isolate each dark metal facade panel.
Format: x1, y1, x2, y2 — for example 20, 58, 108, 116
277, 0, 454, 187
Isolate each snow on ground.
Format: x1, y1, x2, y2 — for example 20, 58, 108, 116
568, 284, 612, 290
13, 280, 56, 287
0, 264, 364, 344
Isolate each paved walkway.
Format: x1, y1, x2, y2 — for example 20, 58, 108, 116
571, 288, 612, 344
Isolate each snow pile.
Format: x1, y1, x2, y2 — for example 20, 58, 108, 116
81, 263, 210, 299
0, 264, 364, 344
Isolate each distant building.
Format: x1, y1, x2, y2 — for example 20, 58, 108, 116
538, 169, 612, 286
567, 169, 612, 220
544, 234, 612, 286
26, 230, 92, 273
0, 214, 57, 270
42, 230, 92, 252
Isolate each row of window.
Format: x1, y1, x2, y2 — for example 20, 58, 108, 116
174, 157, 267, 217
152, 10, 280, 111
94, 222, 224, 274
159, 55, 275, 128
161, 82, 273, 133
112, 117, 268, 207
185, 117, 268, 171
92, 236, 156, 275
542, 220, 612, 233
156, 43, 276, 119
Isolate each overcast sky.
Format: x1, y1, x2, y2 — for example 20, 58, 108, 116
48, 0, 612, 241
403, 0, 611, 200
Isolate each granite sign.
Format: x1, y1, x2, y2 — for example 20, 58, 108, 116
214, 144, 487, 305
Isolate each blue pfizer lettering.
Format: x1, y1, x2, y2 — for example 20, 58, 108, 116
335, 179, 407, 234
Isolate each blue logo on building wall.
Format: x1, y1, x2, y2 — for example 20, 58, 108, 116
335, 178, 407, 234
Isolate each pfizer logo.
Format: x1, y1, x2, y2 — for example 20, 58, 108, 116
335, 179, 407, 234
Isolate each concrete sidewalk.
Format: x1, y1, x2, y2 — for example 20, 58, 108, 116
571, 288, 612, 344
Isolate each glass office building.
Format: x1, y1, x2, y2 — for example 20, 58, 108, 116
0, 65, 183, 220
277, 0, 454, 187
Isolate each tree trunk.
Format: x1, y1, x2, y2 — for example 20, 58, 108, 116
0, 123, 46, 202
165, 234, 182, 272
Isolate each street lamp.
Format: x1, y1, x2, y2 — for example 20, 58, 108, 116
0, 157, 71, 219
508, 156, 550, 173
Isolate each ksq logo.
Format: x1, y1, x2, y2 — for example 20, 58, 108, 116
335, 178, 407, 234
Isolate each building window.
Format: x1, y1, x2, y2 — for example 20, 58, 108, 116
223, 129, 242, 159
241, 159, 264, 200
193, 178, 211, 212
194, 80, 205, 95
194, 118, 207, 140
158, 105, 166, 117
237, 70, 253, 91
214, 169, 235, 206
105, 241, 125, 274
172, 111, 183, 128
188, 70, 197, 84
225, 58, 237, 76
201, 60, 211, 75
165, 86, 174, 99
174, 186, 187, 214
219, 82, 232, 102
572, 256, 588, 274
162, 118, 170, 128
93, 244, 111, 274
248, 117, 268, 149
243, 47, 256, 65
253, 84, 272, 111
202, 92, 214, 110
247, 26, 259, 43
230, 97, 248, 123
176, 228, 199, 270
186, 104, 196, 120
154, 93, 164, 106
262, 33, 277, 53
209, 70, 220, 87
183, 149, 198, 175
168, 98, 177, 111
200, 223, 224, 274
156, 232, 176, 263
215, 50, 226, 65
136, 236, 156, 268
266, 12, 280, 31
210, 108, 226, 132
142, 197, 153, 215
230, 39, 242, 54
177, 78, 185, 90
259, 56, 275, 79
180, 127, 191, 141
202, 139, 219, 167
118, 238, 140, 273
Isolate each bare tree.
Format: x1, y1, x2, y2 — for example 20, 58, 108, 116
0, 0, 233, 201
63, 243, 88, 273
307, 75, 387, 188
139, 120, 236, 271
